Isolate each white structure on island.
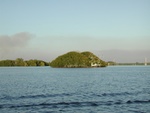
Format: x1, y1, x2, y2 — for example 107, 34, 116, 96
145, 58, 147, 66
91, 63, 101, 67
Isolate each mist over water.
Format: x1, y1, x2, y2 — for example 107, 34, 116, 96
0, 66, 150, 113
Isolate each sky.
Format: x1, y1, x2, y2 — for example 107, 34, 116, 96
0, 0, 150, 63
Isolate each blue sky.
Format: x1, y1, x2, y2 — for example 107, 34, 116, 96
0, 0, 150, 62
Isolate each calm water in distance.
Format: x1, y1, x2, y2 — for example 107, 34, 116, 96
0, 66, 150, 113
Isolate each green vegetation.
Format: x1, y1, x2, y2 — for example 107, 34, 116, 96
0, 58, 49, 67
81, 52, 107, 67
50, 51, 107, 68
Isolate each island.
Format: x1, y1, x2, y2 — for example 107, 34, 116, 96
0, 58, 49, 67
50, 51, 107, 68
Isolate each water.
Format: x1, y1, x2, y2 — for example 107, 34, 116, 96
0, 66, 150, 113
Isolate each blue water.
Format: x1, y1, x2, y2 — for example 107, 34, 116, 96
0, 66, 150, 113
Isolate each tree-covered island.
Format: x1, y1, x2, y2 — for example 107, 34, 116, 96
0, 58, 49, 67
50, 51, 107, 68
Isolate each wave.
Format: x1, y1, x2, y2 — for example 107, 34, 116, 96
1, 91, 144, 101
126, 100, 150, 104
93, 92, 131, 97
1, 100, 150, 109
0, 93, 74, 100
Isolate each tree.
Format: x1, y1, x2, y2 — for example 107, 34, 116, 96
15, 58, 25, 66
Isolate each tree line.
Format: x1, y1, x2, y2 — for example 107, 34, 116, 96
0, 58, 49, 67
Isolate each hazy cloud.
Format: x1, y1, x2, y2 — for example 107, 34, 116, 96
0, 32, 33, 59
0, 32, 32, 48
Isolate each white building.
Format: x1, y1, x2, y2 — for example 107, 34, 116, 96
91, 63, 101, 67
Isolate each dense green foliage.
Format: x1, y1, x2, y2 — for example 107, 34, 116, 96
81, 52, 107, 67
0, 60, 15, 67
50, 51, 107, 68
0, 58, 49, 67
50, 52, 90, 67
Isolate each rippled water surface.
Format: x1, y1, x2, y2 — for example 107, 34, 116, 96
0, 66, 150, 113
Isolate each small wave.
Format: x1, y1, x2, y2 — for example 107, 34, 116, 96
92, 92, 130, 98
0, 101, 100, 109
101, 92, 130, 97
126, 100, 150, 104
93, 91, 144, 97
1, 100, 150, 109
0, 93, 74, 100
128, 109, 147, 113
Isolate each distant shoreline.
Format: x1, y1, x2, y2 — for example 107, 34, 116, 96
108, 63, 150, 66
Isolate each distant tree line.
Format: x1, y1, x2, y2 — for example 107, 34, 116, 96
0, 58, 49, 67
117, 62, 150, 65
107, 62, 150, 66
